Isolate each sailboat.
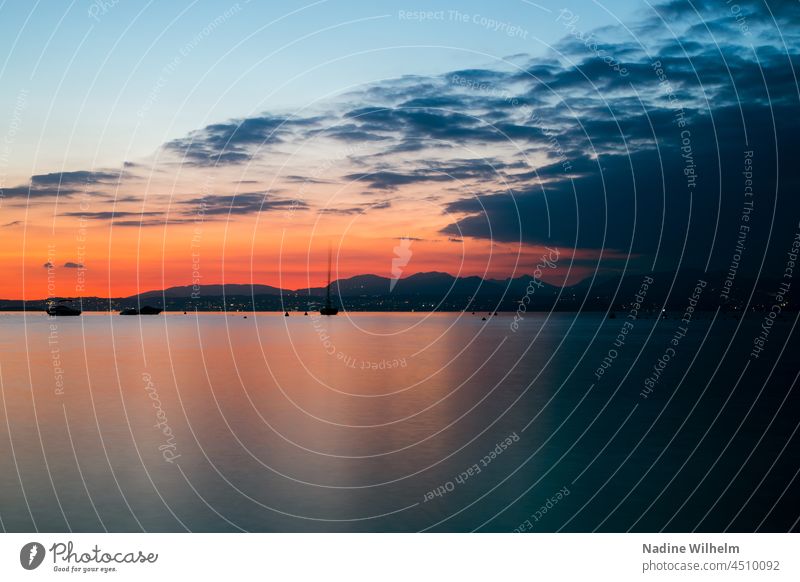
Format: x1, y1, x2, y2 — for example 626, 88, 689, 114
46, 298, 81, 316
320, 245, 339, 316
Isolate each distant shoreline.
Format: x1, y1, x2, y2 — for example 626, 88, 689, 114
1, 270, 796, 314
0, 309, 791, 315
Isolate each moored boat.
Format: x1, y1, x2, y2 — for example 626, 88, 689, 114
120, 306, 163, 315
47, 300, 81, 316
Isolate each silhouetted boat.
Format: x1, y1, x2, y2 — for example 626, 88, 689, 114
47, 299, 81, 316
320, 245, 339, 316
120, 306, 163, 315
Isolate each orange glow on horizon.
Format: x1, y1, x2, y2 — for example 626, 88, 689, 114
0, 215, 597, 299
0, 168, 614, 300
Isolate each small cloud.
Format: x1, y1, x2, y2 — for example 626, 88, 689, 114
2, 220, 21, 227
448, 237, 463, 243
31, 170, 121, 186
318, 207, 363, 216
179, 192, 305, 216
113, 217, 197, 227
317, 200, 392, 216
43, 262, 54, 269
62, 210, 161, 220
0, 169, 125, 200
284, 175, 333, 184
63, 262, 84, 269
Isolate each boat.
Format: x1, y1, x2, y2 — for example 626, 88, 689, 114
120, 306, 163, 315
47, 299, 81, 317
320, 245, 339, 316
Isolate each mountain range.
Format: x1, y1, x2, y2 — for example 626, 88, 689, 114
0, 270, 794, 313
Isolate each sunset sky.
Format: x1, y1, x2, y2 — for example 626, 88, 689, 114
1, 0, 797, 299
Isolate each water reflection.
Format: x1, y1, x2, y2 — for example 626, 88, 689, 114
0, 312, 796, 531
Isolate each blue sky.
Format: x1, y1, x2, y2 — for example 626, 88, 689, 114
0, 0, 637, 176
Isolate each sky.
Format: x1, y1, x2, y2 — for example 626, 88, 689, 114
0, 0, 798, 299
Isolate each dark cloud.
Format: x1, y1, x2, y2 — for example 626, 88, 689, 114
345, 170, 451, 190
318, 200, 392, 215
284, 175, 333, 184
63, 262, 84, 269
442, 101, 799, 276
164, 115, 323, 165
31, 170, 121, 186
181, 192, 308, 216
652, 0, 799, 24
112, 217, 197, 227
65, 193, 309, 226
344, 158, 529, 190
318, 208, 360, 216
61, 211, 162, 220
1, 169, 125, 199
430, 0, 800, 278
335, 106, 542, 149
304, 123, 390, 143
0, 184, 81, 198
52, 192, 309, 227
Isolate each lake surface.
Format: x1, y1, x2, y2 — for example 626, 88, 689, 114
0, 311, 797, 532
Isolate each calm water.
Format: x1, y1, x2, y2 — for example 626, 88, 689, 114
0, 311, 797, 532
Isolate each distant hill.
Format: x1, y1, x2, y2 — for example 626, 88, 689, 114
0, 270, 794, 312
136, 283, 284, 299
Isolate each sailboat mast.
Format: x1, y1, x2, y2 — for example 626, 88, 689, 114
326, 245, 332, 308
319, 242, 339, 315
